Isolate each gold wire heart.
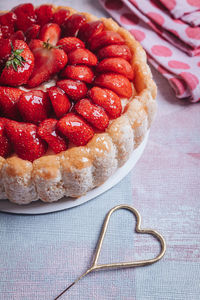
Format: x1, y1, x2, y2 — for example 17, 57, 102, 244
55, 205, 166, 299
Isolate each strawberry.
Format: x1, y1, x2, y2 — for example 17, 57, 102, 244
0, 25, 12, 39
94, 73, 133, 98
0, 86, 23, 120
38, 119, 68, 154
96, 58, 134, 80
53, 9, 70, 26
89, 31, 125, 51
25, 25, 41, 43
18, 90, 51, 124
57, 79, 88, 101
48, 86, 71, 118
27, 39, 67, 88
57, 113, 94, 146
39, 23, 61, 46
5, 120, 47, 162
0, 12, 17, 37
12, 3, 37, 32
60, 65, 94, 83
35, 5, 53, 26
88, 87, 122, 119
11, 31, 25, 42
0, 39, 12, 65
0, 118, 12, 158
57, 37, 85, 54
68, 48, 98, 66
78, 21, 104, 42
0, 40, 34, 87
75, 98, 109, 130
62, 14, 86, 37
98, 45, 132, 61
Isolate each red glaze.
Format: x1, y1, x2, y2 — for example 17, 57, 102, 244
18, 90, 51, 124
57, 113, 94, 146
48, 86, 71, 118
75, 98, 109, 130
38, 118, 68, 154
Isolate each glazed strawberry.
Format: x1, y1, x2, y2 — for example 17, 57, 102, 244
18, 90, 51, 124
35, 5, 53, 26
38, 119, 68, 154
57, 79, 88, 101
11, 31, 25, 42
68, 48, 98, 66
5, 120, 47, 162
0, 25, 12, 39
53, 9, 70, 26
98, 45, 132, 61
89, 31, 125, 51
48, 86, 71, 118
57, 113, 94, 146
25, 25, 41, 43
12, 3, 36, 31
0, 39, 12, 65
75, 98, 109, 130
27, 39, 67, 88
57, 37, 85, 54
0, 12, 16, 37
39, 23, 61, 46
0, 86, 23, 120
0, 118, 12, 158
94, 73, 132, 98
60, 65, 94, 83
62, 14, 86, 37
88, 87, 122, 118
78, 21, 104, 43
0, 40, 34, 87
96, 58, 134, 80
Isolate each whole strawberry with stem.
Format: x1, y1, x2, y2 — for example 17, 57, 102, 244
0, 40, 34, 87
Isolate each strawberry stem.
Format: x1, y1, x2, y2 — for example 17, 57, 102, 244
43, 39, 62, 50
6, 42, 26, 72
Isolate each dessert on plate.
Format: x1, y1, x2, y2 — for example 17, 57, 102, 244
0, 3, 157, 205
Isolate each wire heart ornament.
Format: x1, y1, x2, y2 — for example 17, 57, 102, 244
55, 204, 166, 299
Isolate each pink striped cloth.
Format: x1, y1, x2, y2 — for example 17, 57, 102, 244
99, 0, 200, 103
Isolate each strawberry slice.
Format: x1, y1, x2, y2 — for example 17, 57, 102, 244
68, 48, 98, 66
60, 65, 94, 83
96, 58, 134, 80
5, 120, 47, 162
88, 87, 122, 119
48, 86, 71, 118
62, 14, 86, 37
27, 39, 68, 88
35, 5, 53, 26
25, 25, 41, 43
75, 98, 109, 130
78, 21, 104, 42
12, 3, 36, 32
0, 40, 34, 87
39, 23, 61, 46
0, 86, 23, 120
53, 9, 70, 26
0, 118, 12, 158
89, 31, 125, 51
38, 119, 68, 154
57, 37, 85, 54
94, 73, 133, 98
57, 79, 88, 101
98, 45, 132, 61
57, 113, 94, 146
0, 12, 17, 37
18, 90, 51, 124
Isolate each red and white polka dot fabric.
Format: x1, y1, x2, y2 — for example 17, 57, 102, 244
99, 0, 200, 102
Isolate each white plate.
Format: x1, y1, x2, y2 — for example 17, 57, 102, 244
0, 131, 149, 215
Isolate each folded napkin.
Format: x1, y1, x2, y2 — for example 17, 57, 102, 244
99, 0, 200, 102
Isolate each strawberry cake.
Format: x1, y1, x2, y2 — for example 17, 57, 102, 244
0, 4, 157, 205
